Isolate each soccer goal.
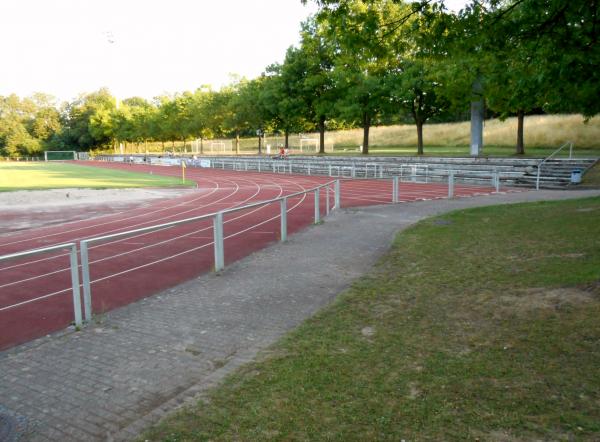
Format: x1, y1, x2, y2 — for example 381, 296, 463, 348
209, 140, 233, 154
44, 151, 77, 161
299, 138, 319, 153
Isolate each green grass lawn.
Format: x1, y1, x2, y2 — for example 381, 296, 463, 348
582, 162, 600, 187
142, 197, 600, 441
0, 162, 194, 191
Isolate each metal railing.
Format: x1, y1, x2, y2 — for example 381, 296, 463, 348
3, 157, 506, 334
0, 243, 82, 326
536, 141, 573, 190
78, 180, 339, 321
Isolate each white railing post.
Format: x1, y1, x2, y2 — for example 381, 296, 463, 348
69, 244, 83, 327
308, 163, 311, 176
494, 172, 500, 193
289, 161, 292, 174
328, 164, 332, 177
314, 188, 320, 224
258, 160, 261, 172
213, 212, 224, 272
536, 168, 541, 190
569, 142, 573, 159
392, 176, 399, 203
280, 198, 287, 242
335, 179, 341, 209
326, 185, 330, 215
448, 171, 455, 198
80, 240, 92, 322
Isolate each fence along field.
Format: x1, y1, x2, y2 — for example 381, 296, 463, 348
93, 114, 600, 156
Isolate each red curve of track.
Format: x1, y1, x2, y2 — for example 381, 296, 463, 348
0, 161, 508, 350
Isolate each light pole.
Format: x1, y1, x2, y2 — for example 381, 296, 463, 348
105, 31, 123, 155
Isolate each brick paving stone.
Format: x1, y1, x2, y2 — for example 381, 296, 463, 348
1, 190, 598, 441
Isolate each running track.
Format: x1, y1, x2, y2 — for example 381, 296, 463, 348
0, 161, 503, 350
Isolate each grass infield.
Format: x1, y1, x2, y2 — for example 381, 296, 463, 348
142, 197, 600, 441
0, 162, 194, 191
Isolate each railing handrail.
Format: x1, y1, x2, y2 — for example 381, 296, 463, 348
536, 141, 573, 189
78, 179, 338, 322
0, 242, 75, 262
0, 242, 82, 326
79, 180, 336, 247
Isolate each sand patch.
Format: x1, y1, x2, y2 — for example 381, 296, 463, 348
0, 188, 195, 233
0, 188, 192, 209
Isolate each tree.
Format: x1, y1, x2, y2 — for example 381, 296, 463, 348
316, 0, 410, 154
223, 78, 269, 154
0, 94, 42, 157
389, 59, 448, 154
483, 0, 600, 118
187, 87, 219, 154
298, 21, 339, 154
121, 97, 156, 151
56, 88, 117, 150
262, 57, 308, 150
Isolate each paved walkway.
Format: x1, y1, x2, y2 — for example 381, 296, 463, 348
1, 189, 599, 441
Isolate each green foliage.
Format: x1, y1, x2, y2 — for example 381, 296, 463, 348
54, 88, 116, 150
0, 94, 45, 157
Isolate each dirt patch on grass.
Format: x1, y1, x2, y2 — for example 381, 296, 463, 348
496, 287, 597, 316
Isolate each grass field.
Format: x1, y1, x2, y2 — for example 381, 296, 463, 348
0, 162, 194, 191
143, 197, 600, 441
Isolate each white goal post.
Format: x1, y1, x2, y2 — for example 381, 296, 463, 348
44, 151, 77, 161
299, 138, 319, 153
209, 140, 233, 153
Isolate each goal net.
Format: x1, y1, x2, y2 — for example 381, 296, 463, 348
299, 138, 319, 153
44, 151, 76, 161
208, 140, 233, 154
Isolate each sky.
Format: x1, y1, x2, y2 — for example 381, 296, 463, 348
0, 0, 468, 104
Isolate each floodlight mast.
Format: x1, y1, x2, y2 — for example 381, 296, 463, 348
106, 30, 124, 155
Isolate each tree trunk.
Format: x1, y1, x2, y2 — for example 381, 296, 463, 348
362, 112, 370, 155
235, 132, 240, 155
416, 120, 424, 155
516, 110, 525, 155
318, 115, 326, 154
284, 130, 289, 150
258, 135, 262, 155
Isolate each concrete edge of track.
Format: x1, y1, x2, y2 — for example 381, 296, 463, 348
1, 189, 599, 441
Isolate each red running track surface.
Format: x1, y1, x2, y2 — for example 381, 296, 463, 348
0, 161, 505, 350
